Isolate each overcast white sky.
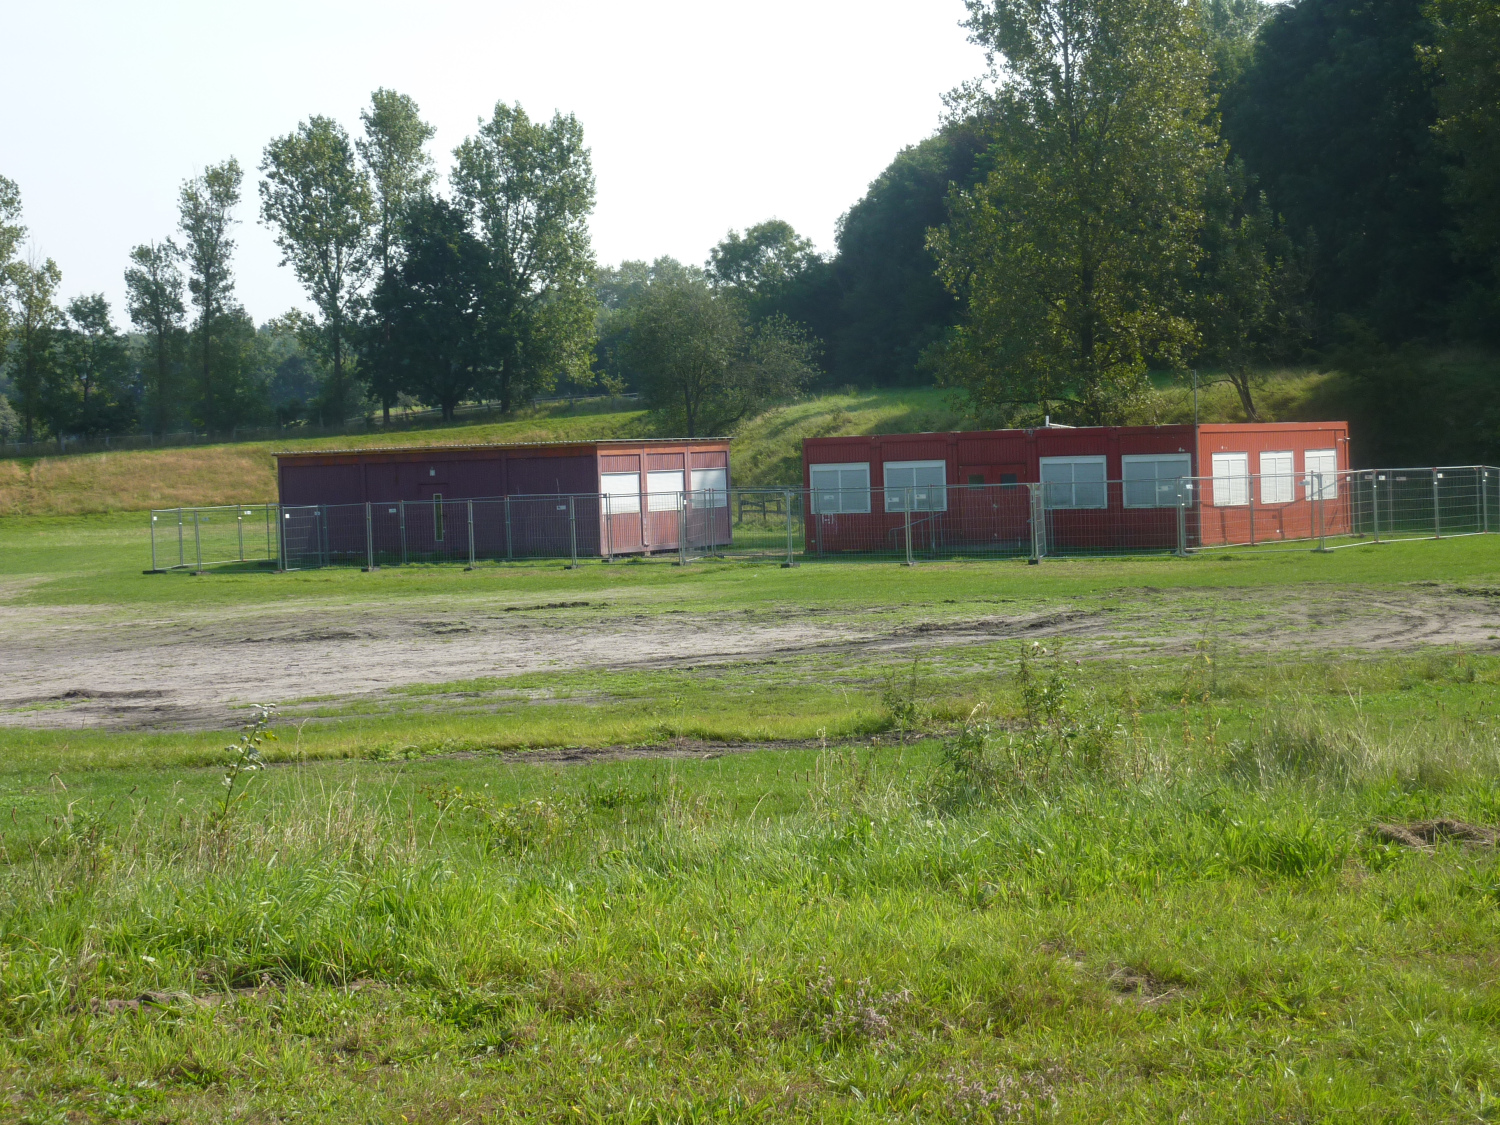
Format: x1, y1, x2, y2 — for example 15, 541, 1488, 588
1, 1, 985, 327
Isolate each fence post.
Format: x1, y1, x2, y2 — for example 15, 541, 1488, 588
265, 505, 272, 561
150, 513, 157, 572
320, 505, 328, 567
678, 494, 688, 567
603, 494, 613, 562
364, 502, 375, 571
193, 510, 203, 573
567, 495, 578, 569
783, 489, 796, 568
1248, 483, 1256, 547
1482, 467, 1489, 534
1433, 470, 1442, 539
1372, 475, 1381, 543
1316, 473, 1328, 551
1027, 484, 1042, 564
279, 509, 288, 571
399, 500, 407, 565
903, 488, 915, 566
177, 509, 185, 567
237, 511, 245, 562
505, 496, 513, 561
1175, 492, 1188, 558
466, 500, 476, 570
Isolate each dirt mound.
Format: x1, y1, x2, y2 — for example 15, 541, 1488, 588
1371, 819, 1497, 848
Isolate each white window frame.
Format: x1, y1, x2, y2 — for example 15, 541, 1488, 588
883, 459, 948, 512
809, 462, 871, 514
1121, 454, 1192, 509
690, 467, 728, 509
646, 469, 684, 512
1039, 455, 1107, 510
1303, 448, 1338, 500
1259, 451, 1294, 505
1211, 453, 1250, 507
600, 471, 641, 515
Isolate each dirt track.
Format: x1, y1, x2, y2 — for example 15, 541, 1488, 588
3, 584, 1498, 732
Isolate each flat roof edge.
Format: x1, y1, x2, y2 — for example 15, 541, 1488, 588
273, 437, 731, 459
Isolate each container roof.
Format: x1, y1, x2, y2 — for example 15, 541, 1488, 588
272, 437, 730, 459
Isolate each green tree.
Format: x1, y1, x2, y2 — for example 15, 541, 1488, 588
929, 0, 1219, 425
830, 122, 993, 386
451, 102, 597, 412
357, 88, 437, 424
259, 116, 375, 424
60, 294, 135, 436
1220, 0, 1460, 340
0, 174, 23, 352
8, 254, 63, 442
707, 220, 820, 301
592, 257, 698, 392
1425, 0, 1500, 337
178, 158, 244, 431
623, 276, 818, 437
371, 196, 492, 421
1189, 162, 1312, 420
124, 240, 188, 433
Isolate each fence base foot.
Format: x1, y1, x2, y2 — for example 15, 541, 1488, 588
781, 561, 796, 568
361, 566, 379, 572
464, 566, 476, 572
191, 570, 207, 577
1027, 558, 1040, 566
142, 568, 167, 575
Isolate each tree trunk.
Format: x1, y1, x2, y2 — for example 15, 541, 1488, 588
1230, 369, 1259, 421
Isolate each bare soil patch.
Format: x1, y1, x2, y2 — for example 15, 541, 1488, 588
2, 584, 1498, 733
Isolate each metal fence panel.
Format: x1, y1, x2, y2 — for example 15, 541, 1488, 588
150, 465, 1500, 573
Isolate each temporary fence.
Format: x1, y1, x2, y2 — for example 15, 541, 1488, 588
148, 505, 281, 572
147, 465, 1500, 572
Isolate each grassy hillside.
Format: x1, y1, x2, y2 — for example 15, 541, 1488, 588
0, 374, 1362, 518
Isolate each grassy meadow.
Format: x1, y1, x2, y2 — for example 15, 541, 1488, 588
4, 493, 1500, 1118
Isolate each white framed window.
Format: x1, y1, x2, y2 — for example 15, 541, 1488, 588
1122, 454, 1192, 508
883, 459, 948, 512
646, 469, 684, 512
1040, 456, 1107, 509
600, 471, 641, 514
1303, 448, 1338, 499
1211, 453, 1249, 507
690, 467, 728, 508
1259, 451, 1293, 504
809, 462, 871, 514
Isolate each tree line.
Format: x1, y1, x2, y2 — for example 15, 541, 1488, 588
1, 0, 1496, 450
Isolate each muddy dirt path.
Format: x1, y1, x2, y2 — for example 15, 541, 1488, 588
2, 585, 1497, 732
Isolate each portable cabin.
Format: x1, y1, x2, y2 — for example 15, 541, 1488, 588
274, 438, 732, 559
802, 422, 1351, 553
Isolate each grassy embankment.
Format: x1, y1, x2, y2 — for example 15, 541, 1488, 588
0, 371, 1357, 518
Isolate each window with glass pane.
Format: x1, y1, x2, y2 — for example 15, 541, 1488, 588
646, 469, 684, 511
1259, 451, 1293, 504
690, 467, 728, 508
809, 463, 870, 514
883, 460, 947, 511
1303, 449, 1338, 499
1122, 454, 1191, 508
1039, 456, 1107, 509
1211, 453, 1249, 506
600, 471, 641, 514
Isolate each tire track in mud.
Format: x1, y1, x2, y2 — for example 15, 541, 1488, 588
2, 586, 1497, 733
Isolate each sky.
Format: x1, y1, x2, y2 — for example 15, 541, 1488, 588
1, 1, 987, 327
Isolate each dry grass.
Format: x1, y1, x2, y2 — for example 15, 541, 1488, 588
0, 446, 279, 517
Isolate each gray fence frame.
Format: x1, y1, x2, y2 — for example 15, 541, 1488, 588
147, 464, 1500, 573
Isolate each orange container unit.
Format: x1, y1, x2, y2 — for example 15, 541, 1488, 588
1195, 423, 1351, 546
802, 421, 1352, 554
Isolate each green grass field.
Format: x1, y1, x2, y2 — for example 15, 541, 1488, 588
4, 501, 1500, 1119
